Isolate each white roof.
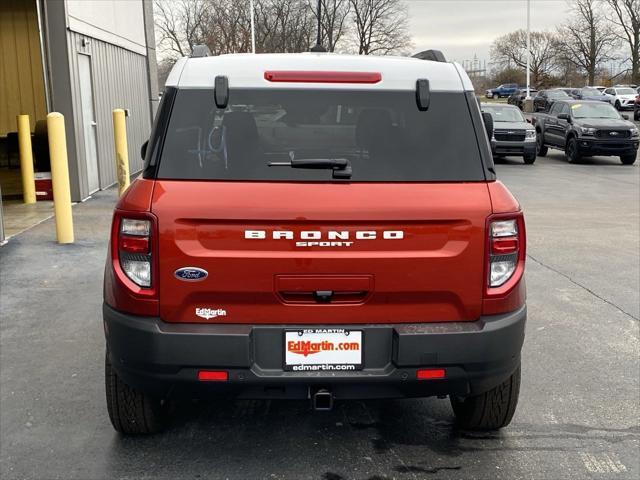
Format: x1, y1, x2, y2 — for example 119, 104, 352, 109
165, 53, 473, 92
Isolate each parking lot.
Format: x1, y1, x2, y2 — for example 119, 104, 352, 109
1, 144, 639, 479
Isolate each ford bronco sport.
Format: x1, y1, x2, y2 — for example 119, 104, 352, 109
104, 50, 527, 434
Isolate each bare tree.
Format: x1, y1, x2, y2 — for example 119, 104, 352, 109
349, 0, 412, 55
154, 0, 210, 58
204, 0, 253, 55
308, 0, 351, 52
605, 0, 640, 83
490, 30, 559, 86
556, 0, 619, 85
255, 0, 315, 53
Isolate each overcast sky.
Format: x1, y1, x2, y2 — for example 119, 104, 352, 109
407, 0, 570, 65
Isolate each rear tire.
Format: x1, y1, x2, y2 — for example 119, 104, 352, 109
105, 352, 168, 435
523, 152, 536, 164
620, 154, 636, 165
565, 137, 581, 163
451, 364, 521, 430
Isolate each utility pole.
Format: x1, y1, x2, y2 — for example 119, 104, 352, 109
250, 0, 256, 54
310, 0, 326, 52
526, 0, 531, 99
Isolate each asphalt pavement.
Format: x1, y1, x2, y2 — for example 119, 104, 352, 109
1, 147, 638, 480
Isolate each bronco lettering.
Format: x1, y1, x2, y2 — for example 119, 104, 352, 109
245, 230, 404, 241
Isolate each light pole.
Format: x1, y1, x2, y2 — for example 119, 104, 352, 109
250, 0, 256, 54
310, 0, 326, 52
525, 0, 531, 100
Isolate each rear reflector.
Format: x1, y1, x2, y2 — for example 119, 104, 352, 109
416, 368, 446, 380
197, 370, 228, 382
264, 71, 382, 84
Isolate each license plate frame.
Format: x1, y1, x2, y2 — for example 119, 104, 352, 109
283, 328, 364, 372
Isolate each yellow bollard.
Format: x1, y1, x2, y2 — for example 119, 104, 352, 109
46, 112, 74, 244
17, 115, 36, 204
112, 109, 130, 196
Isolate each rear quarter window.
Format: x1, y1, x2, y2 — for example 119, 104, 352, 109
156, 88, 486, 182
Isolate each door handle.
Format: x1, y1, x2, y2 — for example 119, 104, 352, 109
91, 121, 97, 126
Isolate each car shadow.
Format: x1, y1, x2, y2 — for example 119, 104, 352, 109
102, 397, 508, 479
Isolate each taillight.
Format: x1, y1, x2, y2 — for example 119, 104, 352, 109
119, 217, 152, 288
489, 218, 519, 288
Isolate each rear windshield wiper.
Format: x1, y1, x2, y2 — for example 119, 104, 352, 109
269, 158, 352, 179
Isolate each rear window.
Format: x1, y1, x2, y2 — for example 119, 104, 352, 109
156, 88, 485, 182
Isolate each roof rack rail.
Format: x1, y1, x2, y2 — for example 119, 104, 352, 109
191, 45, 212, 58
412, 50, 447, 63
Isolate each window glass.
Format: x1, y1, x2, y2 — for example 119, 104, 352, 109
157, 89, 486, 182
482, 105, 525, 122
570, 102, 620, 119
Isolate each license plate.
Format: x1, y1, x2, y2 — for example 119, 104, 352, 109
284, 329, 363, 371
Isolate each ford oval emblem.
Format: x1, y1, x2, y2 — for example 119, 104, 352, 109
174, 267, 208, 281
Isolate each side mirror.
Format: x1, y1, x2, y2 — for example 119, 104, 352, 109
558, 113, 572, 123
482, 112, 494, 139
621, 114, 629, 120
140, 139, 148, 160
415, 79, 430, 111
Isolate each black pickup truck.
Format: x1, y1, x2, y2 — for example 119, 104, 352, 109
532, 100, 639, 164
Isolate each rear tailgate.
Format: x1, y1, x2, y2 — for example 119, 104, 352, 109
152, 181, 491, 324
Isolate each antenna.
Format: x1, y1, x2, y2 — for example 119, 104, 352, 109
310, 0, 326, 52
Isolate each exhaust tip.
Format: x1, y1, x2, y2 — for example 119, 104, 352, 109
312, 389, 334, 411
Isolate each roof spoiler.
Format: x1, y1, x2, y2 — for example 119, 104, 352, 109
412, 50, 447, 63
191, 45, 212, 58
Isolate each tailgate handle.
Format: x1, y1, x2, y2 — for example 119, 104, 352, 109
279, 290, 368, 304
275, 275, 374, 305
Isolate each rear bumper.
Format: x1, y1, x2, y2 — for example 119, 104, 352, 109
103, 304, 526, 400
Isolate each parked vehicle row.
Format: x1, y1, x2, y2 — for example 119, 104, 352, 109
531, 100, 638, 165
489, 83, 640, 115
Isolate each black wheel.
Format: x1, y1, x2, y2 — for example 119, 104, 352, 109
620, 154, 636, 165
615, 100, 621, 110
492, 93, 499, 99
565, 137, 581, 163
634, 108, 639, 121
105, 351, 168, 434
523, 152, 536, 164
536, 132, 548, 156
451, 364, 521, 430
